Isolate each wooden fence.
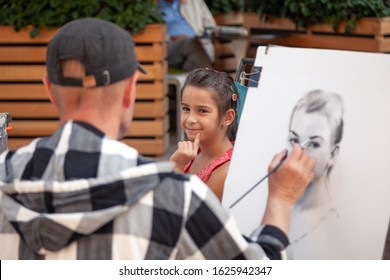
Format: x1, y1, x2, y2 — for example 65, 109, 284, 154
244, 13, 390, 57
0, 24, 169, 156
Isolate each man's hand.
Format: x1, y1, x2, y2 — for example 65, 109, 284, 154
170, 133, 200, 172
268, 143, 315, 205
262, 144, 315, 234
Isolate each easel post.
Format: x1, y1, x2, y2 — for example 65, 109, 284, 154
0, 113, 11, 153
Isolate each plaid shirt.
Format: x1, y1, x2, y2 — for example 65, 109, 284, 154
0, 121, 289, 259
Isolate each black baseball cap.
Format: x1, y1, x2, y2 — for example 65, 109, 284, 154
46, 17, 147, 88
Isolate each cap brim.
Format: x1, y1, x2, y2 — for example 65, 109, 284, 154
138, 63, 148, 74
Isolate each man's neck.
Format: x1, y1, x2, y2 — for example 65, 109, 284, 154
60, 112, 120, 140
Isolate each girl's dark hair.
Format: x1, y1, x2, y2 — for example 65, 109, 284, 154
181, 68, 239, 141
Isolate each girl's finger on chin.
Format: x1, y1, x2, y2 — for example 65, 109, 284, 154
178, 142, 183, 150
181, 142, 188, 153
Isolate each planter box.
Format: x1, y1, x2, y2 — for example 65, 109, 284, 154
215, 12, 244, 26
244, 12, 390, 56
0, 24, 169, 156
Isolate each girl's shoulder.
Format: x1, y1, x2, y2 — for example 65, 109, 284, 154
197, 147, 234, 182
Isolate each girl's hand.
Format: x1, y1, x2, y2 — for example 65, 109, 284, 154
170, 133, 200, 172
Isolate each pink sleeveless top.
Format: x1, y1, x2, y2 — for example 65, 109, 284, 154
183, 147, 234, 183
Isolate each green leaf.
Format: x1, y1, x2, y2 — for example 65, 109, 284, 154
242, 0, 390, 32
0, 0, 164, 37
204, 0, 244, 15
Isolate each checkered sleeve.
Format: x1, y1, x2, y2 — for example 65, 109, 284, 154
247, 225, 289, 260
178, 175, 289, 260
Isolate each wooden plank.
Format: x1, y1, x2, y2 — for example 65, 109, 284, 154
0, 62, 166, 82
215, 13, 244, 26
309, 17, 390, 35
0, 65, 46, 81
133, 24, 167, 43
136, 80, 167, 100
127, 115, 169, 137
7, 138, 36, 149
133, 97, 169, 118
139, 61, 167, 81
136, 43, 167, 62
122, 132, 170, 156
0, 81, 167, 101
0, 84, 48, 100
0, 24, 167, 44
244, 12, 297, 30
7, 120, 58, 136
244, 13, 390, 36
0, 26, 56, 44
0, 46, 47, 62
0, 44, 167, 63
2, 98, 169, 119
1, 102, 57, 118
309, 21, 378, 35
8, 132, 170, 156
244, 12, 390, 39
260, 33, 382, 52
379, 17, 390, 34
382, 38, 390, 52
8, 116, 169, 137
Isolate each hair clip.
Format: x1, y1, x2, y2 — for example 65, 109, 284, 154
230, 84, 237, 101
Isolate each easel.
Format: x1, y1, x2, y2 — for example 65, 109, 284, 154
383, 221, 390, 259
0, 113, 12, 153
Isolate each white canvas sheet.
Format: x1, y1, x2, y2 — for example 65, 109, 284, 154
223, 46, 390, 259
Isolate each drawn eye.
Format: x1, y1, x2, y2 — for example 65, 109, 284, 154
308, 141, 320, 149
289, 138, 299, 145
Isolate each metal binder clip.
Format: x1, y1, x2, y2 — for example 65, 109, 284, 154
239, 70, 261, 86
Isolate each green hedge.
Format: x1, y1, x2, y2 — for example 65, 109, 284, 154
0, 0, 164, 37
2, 0, 390, 37
244, 0, 390, 32
204, 0, 244, 15
204, 0, 390, 32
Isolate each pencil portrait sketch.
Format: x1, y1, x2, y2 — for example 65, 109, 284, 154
223, 46, 390, 259
287, 89, 344, 247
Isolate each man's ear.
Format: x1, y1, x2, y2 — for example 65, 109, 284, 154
122, 72, 139, 108
223, 109, 236, 126
42, 75, 57, 106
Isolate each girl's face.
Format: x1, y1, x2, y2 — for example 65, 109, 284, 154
288, 110, 334, 180
180, 86, 225, 142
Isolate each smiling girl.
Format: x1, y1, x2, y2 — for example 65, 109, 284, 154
170, 68, 239, 201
